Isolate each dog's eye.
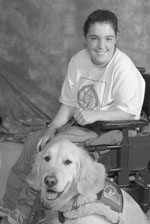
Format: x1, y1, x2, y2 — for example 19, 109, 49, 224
64, 159, 72, 165
44, 156, 51, 162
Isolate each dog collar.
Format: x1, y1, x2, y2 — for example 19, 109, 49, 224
58, 179, 123, 223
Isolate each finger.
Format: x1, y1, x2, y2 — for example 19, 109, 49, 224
74, 110, 83, 120
73, 115, 80, 124
74, 108, 82, 116
39, 136, 52, 152
37, 138, 47, 152
73, 110, 79, 117
36, 139, 43, 152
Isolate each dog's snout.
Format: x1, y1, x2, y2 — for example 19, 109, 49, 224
44, 175, 57, 187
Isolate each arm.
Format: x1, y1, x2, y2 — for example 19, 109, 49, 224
50, 104, 75, 129
73, 108, 135, 126
37, 104, 75, 150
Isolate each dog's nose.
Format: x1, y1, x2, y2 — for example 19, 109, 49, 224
44, 175, 57, 187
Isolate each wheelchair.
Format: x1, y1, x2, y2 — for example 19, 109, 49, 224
84, 67, 150, 213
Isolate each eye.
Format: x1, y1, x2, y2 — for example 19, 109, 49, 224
106, 37, 113, 41
44, 156, 51, 162
64, 159, 72, 165
90, 37, 97, 41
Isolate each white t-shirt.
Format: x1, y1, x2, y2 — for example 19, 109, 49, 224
59, 48, 145, 119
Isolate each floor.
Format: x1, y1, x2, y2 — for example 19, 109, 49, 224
0, 141, 23, 198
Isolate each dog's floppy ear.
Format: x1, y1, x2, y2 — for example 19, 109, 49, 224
77, 150, 106, 195
26, 151, 43, 190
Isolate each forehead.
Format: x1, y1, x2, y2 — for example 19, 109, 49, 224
43, 140, 80, 159
87, 22, 115, 36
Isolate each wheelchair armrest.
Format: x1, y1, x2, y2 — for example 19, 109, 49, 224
84, 119, 148, 133
99, 119, 148, 130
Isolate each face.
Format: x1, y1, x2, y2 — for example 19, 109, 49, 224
85, 22, 117, 66
37, 139, 80, 208
27, 138, 106, 211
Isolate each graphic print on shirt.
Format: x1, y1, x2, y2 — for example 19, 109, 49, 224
76, 77, 106, 110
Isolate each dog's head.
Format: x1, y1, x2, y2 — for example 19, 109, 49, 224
27, 137, 106, 210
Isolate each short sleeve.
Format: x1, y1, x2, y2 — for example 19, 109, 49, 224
59, 57, 78, 107
113, 66, 145, 118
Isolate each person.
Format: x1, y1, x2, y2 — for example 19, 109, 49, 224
0, 9, 145, 224
37, 9, 145, 150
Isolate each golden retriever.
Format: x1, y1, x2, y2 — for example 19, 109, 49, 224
27, 137, 150, 224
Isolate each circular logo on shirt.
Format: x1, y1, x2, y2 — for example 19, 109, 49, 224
77, 84, 98, 110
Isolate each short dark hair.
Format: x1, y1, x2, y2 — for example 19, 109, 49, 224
83, 9, 118, 37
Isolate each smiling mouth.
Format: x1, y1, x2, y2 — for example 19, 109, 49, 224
45, 182, 70, 201
46, 189, 63, 201
95, 51, 106, 55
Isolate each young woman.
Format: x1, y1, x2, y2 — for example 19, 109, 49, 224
38, 9, 145, 149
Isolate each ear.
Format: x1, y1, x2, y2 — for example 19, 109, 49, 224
26, 151, 43, 190
77, 151, 106, 195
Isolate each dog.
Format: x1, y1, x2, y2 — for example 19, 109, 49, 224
27, 137, 150, 224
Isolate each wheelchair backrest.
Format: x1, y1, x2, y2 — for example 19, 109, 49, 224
142, 73, 150, 118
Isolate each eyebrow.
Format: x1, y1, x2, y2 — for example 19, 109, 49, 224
88, 34, 115, 38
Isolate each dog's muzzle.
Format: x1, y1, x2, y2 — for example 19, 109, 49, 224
43, 175, 70, 201
44, 175, 64, 201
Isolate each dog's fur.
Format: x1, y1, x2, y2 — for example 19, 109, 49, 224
27, 137, 150, 224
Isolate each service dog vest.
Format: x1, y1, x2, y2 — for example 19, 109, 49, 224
59, 179, 123, 224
